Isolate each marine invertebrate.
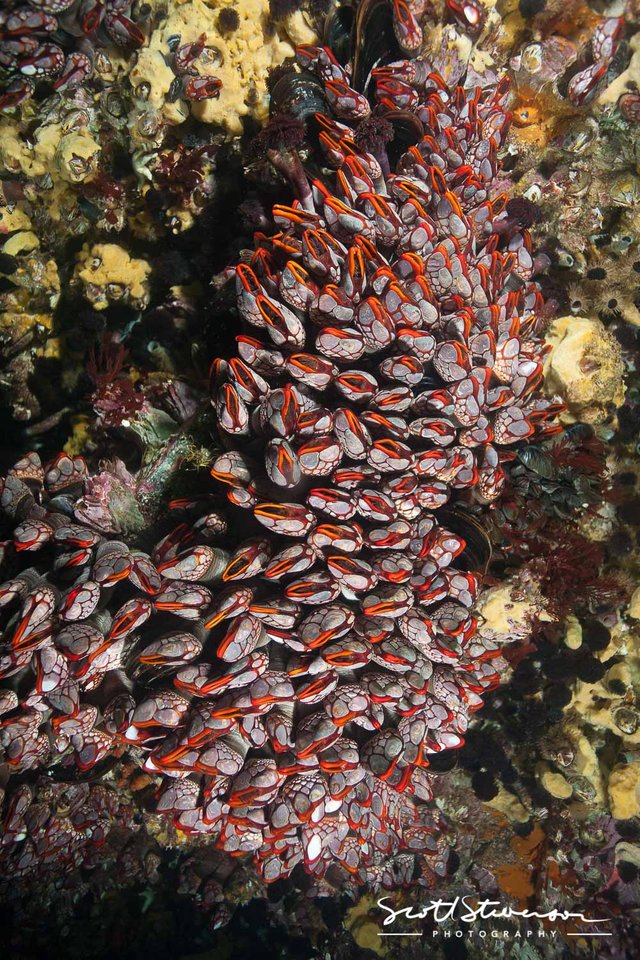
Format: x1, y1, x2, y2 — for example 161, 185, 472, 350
0, 96, 123, 249
198, 7, 566, 884
566, 17, 625, 106
0, 773, 181, 958
0, 779, 138, 887
544, 314, 625, 423
126, 0, 311, 138
0, 0, 568, 897
491, 425, 609, 539
72, 242, 151, 311
0, 0, 148, 109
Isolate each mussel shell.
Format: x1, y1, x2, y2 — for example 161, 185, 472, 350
89, 610, 113, 633
94, 540, 130, 558
8, 568, 43, 593
436, 507, 492, 572
49, 753, 119, 783
564, 423, 595, 444
47, 495, 76, 518
324, 3, 355, 66
384, 109, 425, 167
270, 70, 328, 123
352, 0, 401, 94
517, 446, 555, 481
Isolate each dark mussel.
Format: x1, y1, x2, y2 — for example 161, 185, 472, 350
324, 2, 355, 66
517, 445, 556, 481
51, 755, 121, 783
269, 70, 328, 123
383, 108, 425, 166
352, 0, 402, 94
437, 507, 493, 573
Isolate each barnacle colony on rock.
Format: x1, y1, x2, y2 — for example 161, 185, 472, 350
128, 0, 316, 136
73, 242, 151, 311
0, 0, 568, 895
0, 0, 148, 108
0, 0, 314, 128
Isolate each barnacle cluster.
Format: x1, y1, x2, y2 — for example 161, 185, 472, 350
128, 0, 315, 138
0, 0, 147, 108
508, 12, 640, 336
0, 778, 139, 887
0, 0, 314, 133
0, 0, 638, 955
0, 0, 569, 896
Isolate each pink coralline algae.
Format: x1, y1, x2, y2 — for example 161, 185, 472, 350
0, 14, 564, 891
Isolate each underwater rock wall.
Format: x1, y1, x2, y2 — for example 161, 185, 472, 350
1, 1, 639, 958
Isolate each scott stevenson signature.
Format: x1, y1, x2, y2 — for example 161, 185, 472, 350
377, 896, 612, 927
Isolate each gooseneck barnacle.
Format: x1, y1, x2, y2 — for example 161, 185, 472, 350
0, 0, 568, 895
